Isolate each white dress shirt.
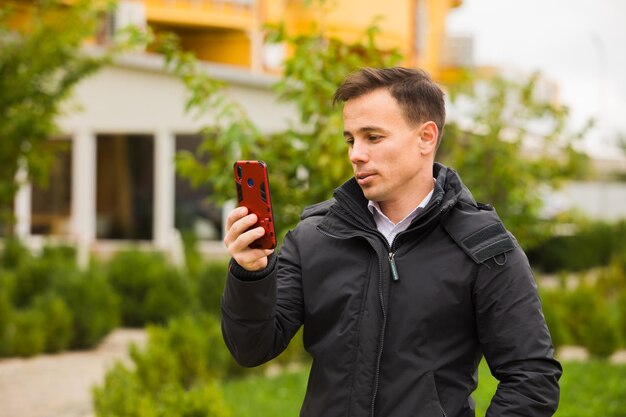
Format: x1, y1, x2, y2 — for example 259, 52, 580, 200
367, 183, 435, 246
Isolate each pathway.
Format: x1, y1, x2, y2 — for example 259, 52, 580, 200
0, 329, 147, 417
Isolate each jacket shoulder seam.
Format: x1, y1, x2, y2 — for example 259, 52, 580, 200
441, 206, 518, 264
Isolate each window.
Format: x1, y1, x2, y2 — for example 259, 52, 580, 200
30, 139, 73, 235
96, 134, 154, 240
175, 134, 223, 240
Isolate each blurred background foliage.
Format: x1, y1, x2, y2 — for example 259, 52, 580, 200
439, 71, 591, 248
169, 21, 402, 243
0, 0, 142, 229
169, 23, 590, 250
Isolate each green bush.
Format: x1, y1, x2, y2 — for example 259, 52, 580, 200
196, 261, 228, 316
596, 255, 626, 298
555, 279, 621, 358
538, 289, 571, 349
106, 250, 196, 327
11, 244, 77, 308
581, 307, 620, 359
0, 243, 118, 356
40, 244, 77, 264
527, 220, 626, 273
143, 270, 196, 325
180, 230, 204, 279
12, 260, 56, 308
560, 281, 601, 346
93, 313, 233, 417
54, 268, 120, 349
133, 314, 234, 389
0, 237, 31, 269
616, 291, 626, 348
0, 289, 14, 356
31, 294, 74, 353
10, 309, 46, 357
93, 363, 231, 417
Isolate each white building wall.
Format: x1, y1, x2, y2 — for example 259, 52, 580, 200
58, 54, 297, 133
550, 181, 626, 222
16, 52, 298, 259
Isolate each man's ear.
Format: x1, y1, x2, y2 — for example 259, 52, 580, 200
418, 121, 438, 155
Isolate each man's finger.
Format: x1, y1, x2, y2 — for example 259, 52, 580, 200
225, 206, 249, 231
224, 213, 257, 246
232, 226, 265, 252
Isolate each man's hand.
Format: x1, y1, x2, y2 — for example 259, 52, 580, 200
224, 206, 275, 272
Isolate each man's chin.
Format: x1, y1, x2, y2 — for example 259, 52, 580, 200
360, 187, 379, 202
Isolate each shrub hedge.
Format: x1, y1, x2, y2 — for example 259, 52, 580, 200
0, 239, 120, 356
2, 231, 626, 361
105, 250, 197, 327
0, 237, 234, 358
528, 220, 626, 273
539, 256, 626, 359
93, 314, 233, 417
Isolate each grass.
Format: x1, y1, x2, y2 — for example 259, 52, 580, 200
222, 369, 308, 417
221, 360, 626, 417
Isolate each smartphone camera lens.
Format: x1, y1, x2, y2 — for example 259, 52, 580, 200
237, 165, 243, 180
247, 178, 254, 187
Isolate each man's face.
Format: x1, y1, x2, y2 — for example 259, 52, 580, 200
343, 88, 433, 207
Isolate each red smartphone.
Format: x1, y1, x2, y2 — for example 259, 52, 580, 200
233, 160, 277, 250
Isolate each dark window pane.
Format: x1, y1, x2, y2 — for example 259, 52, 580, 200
175, 134, 223, 240
31, 140, 72, 235
96, 134, 154, 240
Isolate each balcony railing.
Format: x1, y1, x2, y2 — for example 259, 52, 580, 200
144, 0, 257, 30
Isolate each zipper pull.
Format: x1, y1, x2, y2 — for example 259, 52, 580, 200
389, 252, 399, 282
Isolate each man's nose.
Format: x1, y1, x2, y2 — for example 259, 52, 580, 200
349, 140, 369, 164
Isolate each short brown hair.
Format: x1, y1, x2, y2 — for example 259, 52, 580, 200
333, 67, 446, 145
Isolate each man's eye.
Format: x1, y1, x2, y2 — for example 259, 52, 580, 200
345, 139, 354, 146
368, 135, 381, 141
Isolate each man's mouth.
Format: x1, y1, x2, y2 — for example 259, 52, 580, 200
356, 172, 376, 185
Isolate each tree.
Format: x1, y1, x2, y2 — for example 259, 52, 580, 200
439, 71, 591, 248
171, 22, 401, 239
0, 0, 138, 233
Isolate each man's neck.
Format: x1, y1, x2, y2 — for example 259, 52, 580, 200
378, 179, 436, 224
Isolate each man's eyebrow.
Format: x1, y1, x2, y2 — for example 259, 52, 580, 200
343, 126, 388, 137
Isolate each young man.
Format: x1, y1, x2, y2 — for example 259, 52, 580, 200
222, 67, 561, 417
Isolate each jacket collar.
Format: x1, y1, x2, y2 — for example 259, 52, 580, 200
323, 163, 477, 236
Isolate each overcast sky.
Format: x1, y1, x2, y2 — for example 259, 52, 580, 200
446, 0, 626, 158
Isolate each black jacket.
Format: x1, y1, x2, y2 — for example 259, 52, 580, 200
222, 163, 562, 417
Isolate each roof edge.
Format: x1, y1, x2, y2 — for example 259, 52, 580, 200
84, 46, 279, 90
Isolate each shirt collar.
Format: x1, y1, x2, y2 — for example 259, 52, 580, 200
367, 180, 436, 225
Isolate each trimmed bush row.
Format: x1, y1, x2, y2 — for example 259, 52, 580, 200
540, 254, 626, 358
0, 238, 229, 357
93, 311, 308, 417
527, 220, 626, 273
93, 314, 233, 417
2, 227, 626, 361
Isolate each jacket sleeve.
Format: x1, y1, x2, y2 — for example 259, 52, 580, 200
474, 246, 562, 416
221, 230, 304, 367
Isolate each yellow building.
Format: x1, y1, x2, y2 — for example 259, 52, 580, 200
120, 0, 462, 78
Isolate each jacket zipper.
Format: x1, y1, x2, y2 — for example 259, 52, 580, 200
384, 199, 446, 283
370, 255, 386, 417
388, 252, 399, 281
